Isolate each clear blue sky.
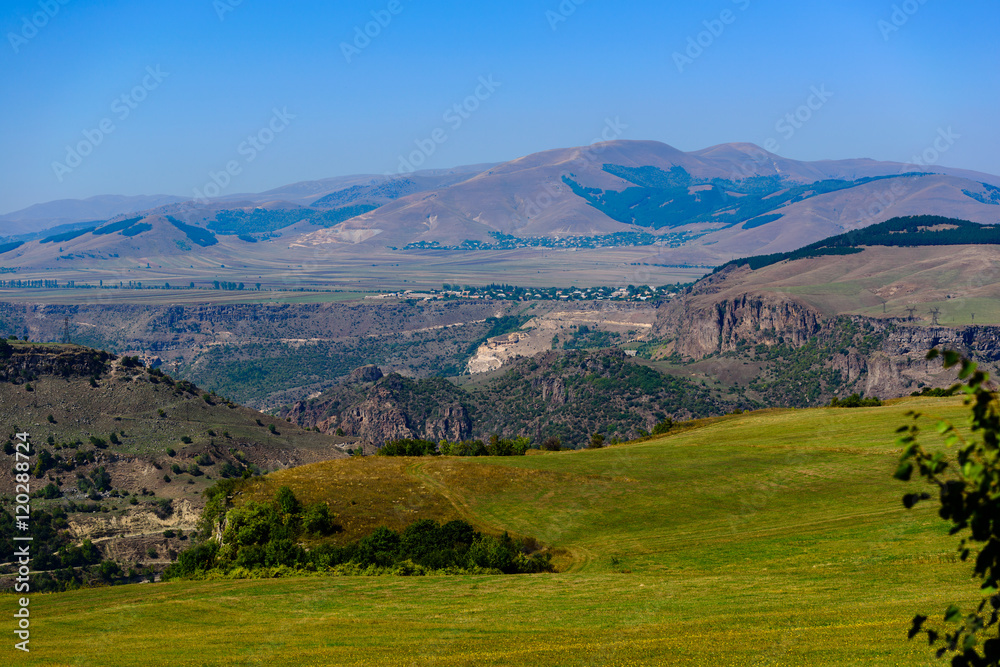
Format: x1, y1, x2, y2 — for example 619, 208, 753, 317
1, 0, 997, 214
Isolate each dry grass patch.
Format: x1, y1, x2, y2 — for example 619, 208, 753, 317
238, 457, 463, 543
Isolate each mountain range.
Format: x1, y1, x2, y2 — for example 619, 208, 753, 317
2, 140, 999, 276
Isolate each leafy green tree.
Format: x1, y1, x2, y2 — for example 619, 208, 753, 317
896, 349, 1000, 665
302, 502, 336, 535
652, 418, 673, 436
275, 486, 301, 516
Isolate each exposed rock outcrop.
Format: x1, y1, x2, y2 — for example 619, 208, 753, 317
347, 365, 383, 384
655, 283, 1000, 400
656, 292, 822, 359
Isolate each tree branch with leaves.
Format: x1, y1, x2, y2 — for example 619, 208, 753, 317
896, 349, 1000, 665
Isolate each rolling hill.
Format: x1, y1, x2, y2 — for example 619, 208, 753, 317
13, 397, 973, 665
0, 340, 356, 568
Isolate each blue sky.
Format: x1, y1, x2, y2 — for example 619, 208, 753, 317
1, 0, 997, 213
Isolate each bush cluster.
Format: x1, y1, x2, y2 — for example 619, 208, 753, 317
378, 435, 531, 457
829, 393, 882, 408
168, 487, 551, 579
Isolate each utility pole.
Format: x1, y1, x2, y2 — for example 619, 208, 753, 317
905, 306, 917, 321
61, 316, 70, 344
929, 307, 941, 326
971, 312, 975, 324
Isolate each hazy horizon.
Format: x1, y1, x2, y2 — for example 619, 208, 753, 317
3, 0, 998, 214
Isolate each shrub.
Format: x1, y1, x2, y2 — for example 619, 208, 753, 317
356, 526, 401, 567
218, 462, 241, 478
164, 540, 219, 578
651, 418, 673, 435
542, 437, 562, 451
830, 393, 882, 407
152, 498, 174, 519
467, 532, 519, 573
275, 486, 301, 516
302, 503, 337, 535
378, 439, 438, 457
39, 482, 61, 499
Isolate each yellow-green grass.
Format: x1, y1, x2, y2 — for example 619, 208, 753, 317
19, 397, 979, 665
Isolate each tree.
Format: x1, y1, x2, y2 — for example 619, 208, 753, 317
652, 418, 673, 436
896, 349, 1000, 665
588, 433, 605, 449
275, 486, 301, 516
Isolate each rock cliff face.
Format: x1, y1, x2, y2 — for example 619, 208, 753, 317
281, 369, 475, 444
656, 292, 822, 359
0, 343, 112, 381
656, 285, 1000, 400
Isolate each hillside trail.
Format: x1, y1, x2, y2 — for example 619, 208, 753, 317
405, 460, 595, 573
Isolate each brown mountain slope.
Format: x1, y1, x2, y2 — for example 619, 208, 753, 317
294, 140, 1000, 254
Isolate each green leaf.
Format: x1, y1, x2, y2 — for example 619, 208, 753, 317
895, 462, 914, 481
945, 604, 962, 623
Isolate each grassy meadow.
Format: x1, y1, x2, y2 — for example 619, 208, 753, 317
15, 397, 979, 665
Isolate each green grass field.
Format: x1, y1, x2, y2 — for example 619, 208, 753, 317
15, 397, 978, 665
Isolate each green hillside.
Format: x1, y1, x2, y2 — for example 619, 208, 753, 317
564, 165, 931, 231
18, 397, 972, 665
721, 215, 1000, 272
